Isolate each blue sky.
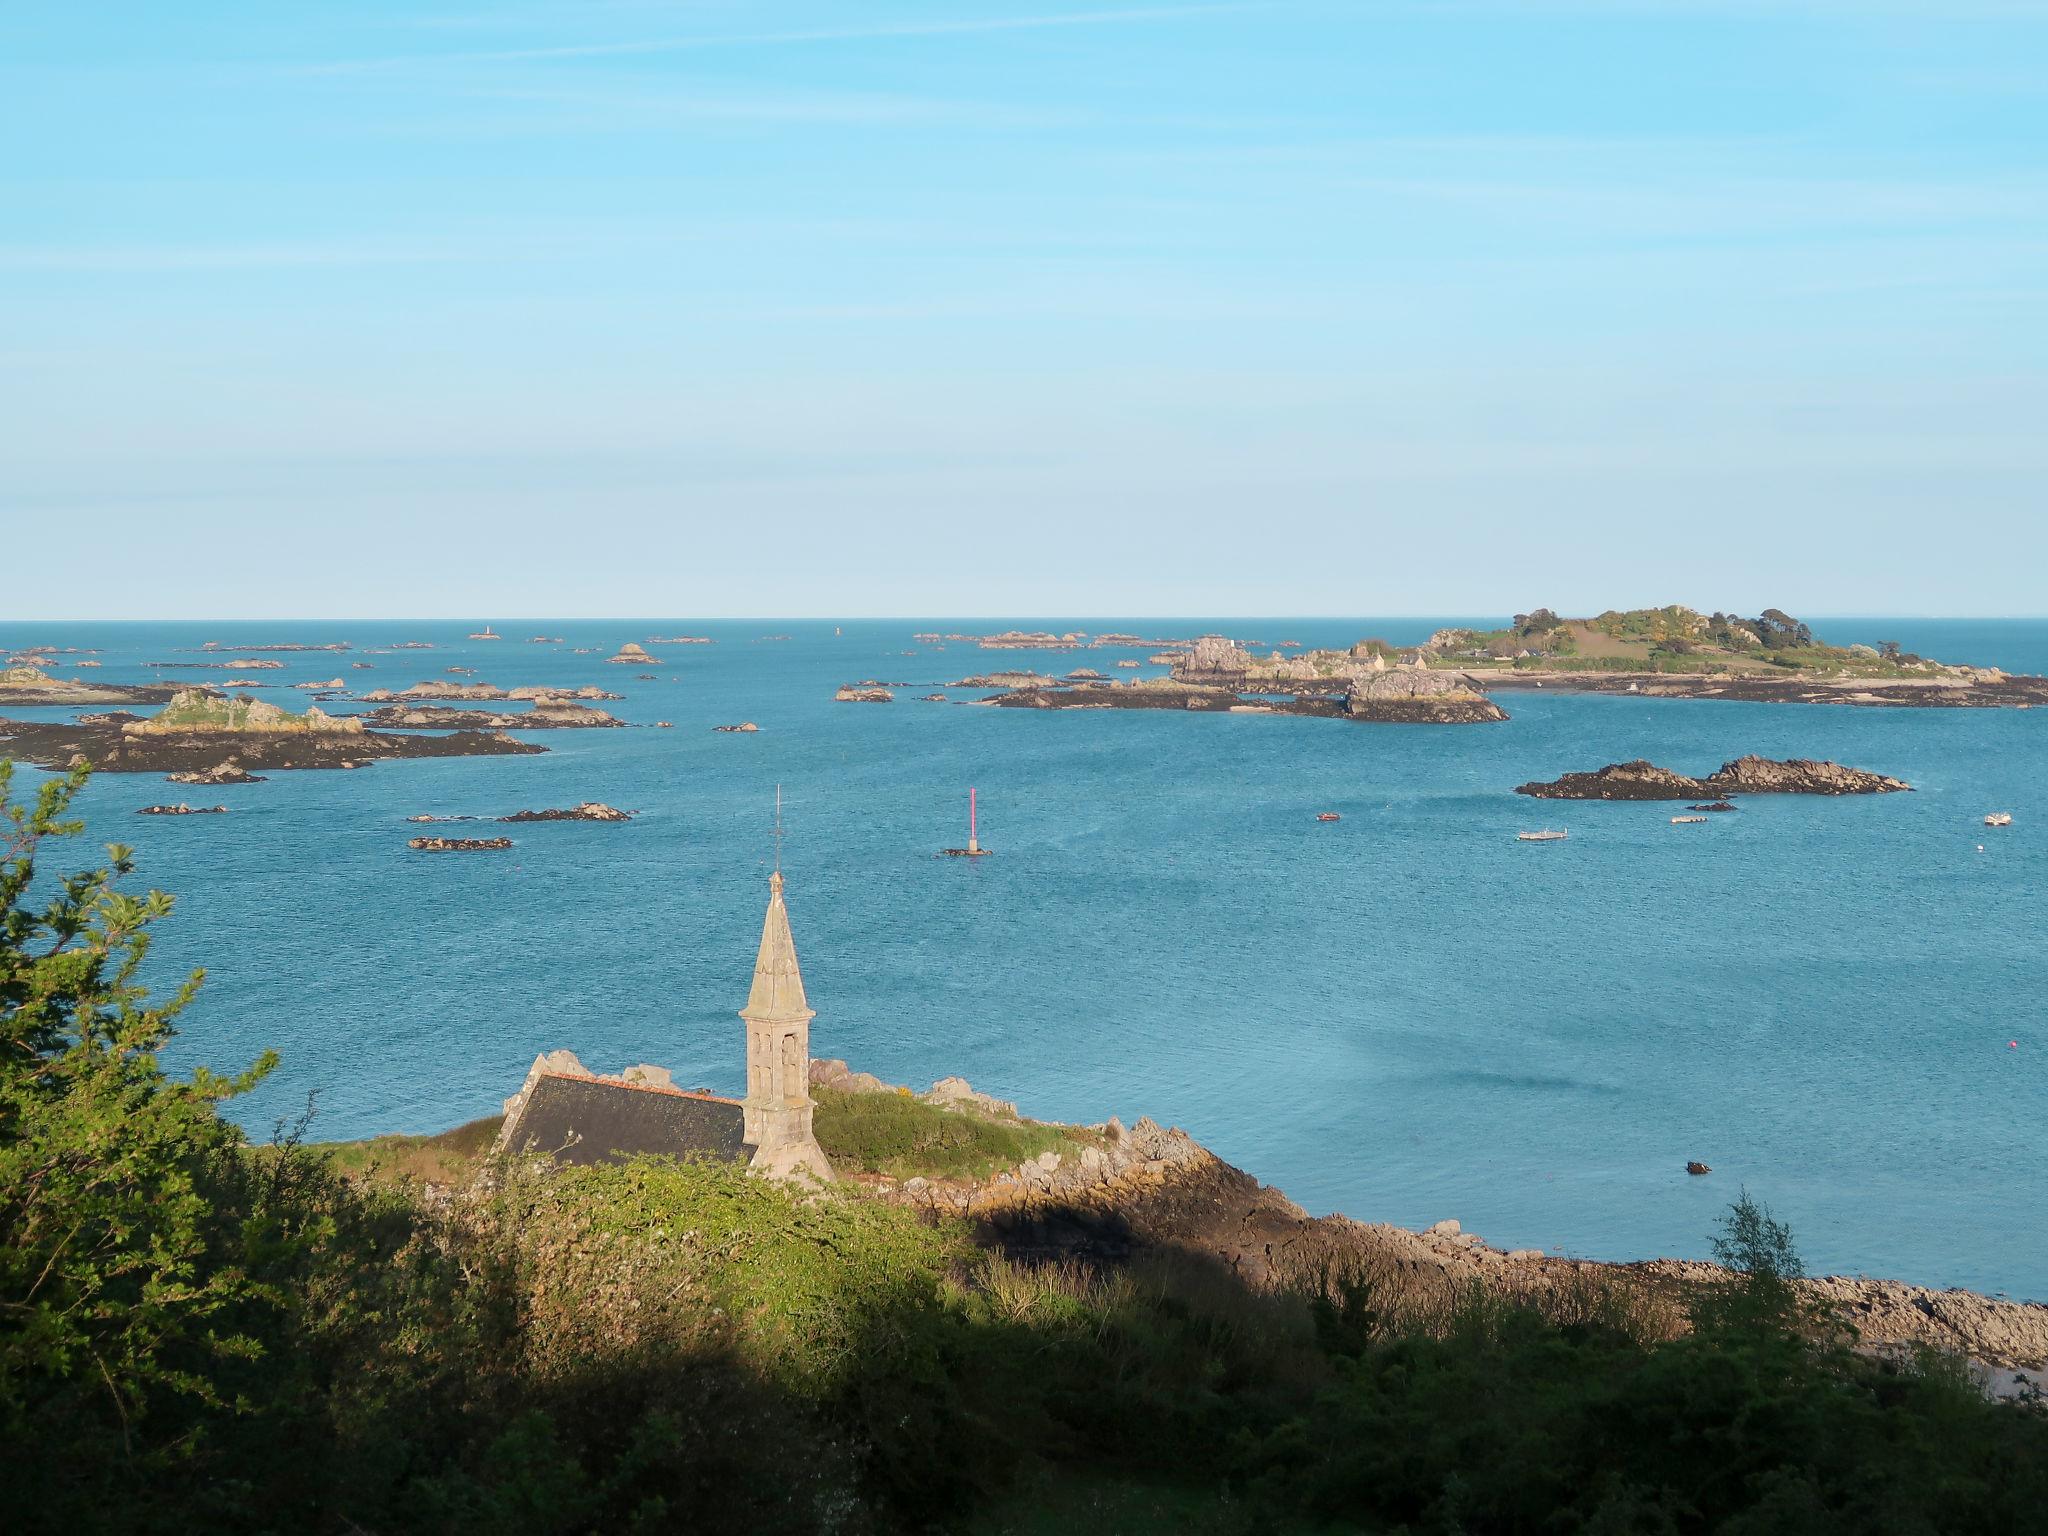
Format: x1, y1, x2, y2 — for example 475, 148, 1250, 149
5, 2, 2044, 618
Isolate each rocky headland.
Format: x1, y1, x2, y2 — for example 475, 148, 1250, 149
0, 688, 546, 774
1417, 606, 2048, 709
803, 1059, 2048, 1382
0, 665, 183, 708
1518, 756, 1913, 800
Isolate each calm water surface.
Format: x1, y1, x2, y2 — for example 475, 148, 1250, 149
6, 618, 2043, 1296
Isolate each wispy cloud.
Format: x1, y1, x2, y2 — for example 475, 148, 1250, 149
0, 242, 487, 273
304, 3, 1267, 73
393, 80, 1088, 134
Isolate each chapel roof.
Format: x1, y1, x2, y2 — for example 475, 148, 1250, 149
500, 1072, 751, 1168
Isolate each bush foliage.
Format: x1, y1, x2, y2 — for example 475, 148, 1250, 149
3, 764, 2043, 1534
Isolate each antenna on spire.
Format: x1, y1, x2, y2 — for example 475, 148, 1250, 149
773, 783, 783, 875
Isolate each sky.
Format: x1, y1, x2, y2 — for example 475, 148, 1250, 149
4, 2, 2045, 620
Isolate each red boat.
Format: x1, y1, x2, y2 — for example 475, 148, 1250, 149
1316, 812, 1341, 822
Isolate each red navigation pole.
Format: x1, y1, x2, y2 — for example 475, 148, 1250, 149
943, 787, 991, 857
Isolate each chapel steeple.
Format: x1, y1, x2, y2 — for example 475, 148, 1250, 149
738, 868, 833, 1182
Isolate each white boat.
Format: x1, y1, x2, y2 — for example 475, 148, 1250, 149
1671, 815, 1707, 824
1985, 812, 2013, 827
1517, 829, 1567, 842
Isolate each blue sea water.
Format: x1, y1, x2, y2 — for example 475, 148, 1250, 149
5, 617, 2044, 1298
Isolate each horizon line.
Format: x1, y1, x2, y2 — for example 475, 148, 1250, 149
8, 612, 2047, 626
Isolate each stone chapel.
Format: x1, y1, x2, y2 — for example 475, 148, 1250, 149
496, 868, 834, 1182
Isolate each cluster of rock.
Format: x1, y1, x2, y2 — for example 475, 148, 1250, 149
125, 689, 364, 737
358, 682, 621, 703
499, 1049, 697, 1122
359, 702, 626, 730
167, 759, 266, 785
1171, 634, 1430, 690
952, 671, 1059, 689
978, 630, 1085, 649
199, 641, 349, 653
714, 722, 759, 732
499, 802, 632, 823
835, 686, 894, 703
151, 658, 286, 670
1344, 669, 1507, 723
136, 803, 228, 816
605, 642, 657, 666
407, 836, 513, 851
1517, 757, 1912, 800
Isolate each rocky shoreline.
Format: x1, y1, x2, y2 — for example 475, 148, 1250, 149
355, 702, 626, 730
1518, 756, 1913, 800
1477, 668, 2048, 709
806, 1060, 2048, 1381
969, 669, 1507, 724
0, 717, 545, 774
0, 665, 185, 708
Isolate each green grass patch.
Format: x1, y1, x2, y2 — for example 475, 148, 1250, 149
307, 1113, 503, 1187
813, 1087, 1081, 1180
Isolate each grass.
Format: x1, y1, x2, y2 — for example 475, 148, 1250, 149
813, 1086, 1085, 1180
308, 1113, 503, 1186
306, 1089, 1086, 1191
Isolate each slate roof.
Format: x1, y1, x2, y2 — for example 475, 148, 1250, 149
502, 1073, 752, 1168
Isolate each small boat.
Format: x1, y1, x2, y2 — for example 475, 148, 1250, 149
1517, 829, 1567, 842
1671, 815, 1707, 824
1316, 812, 1341, 822
1985, 812, 2013, 827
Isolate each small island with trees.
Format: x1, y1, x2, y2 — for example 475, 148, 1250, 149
1418, 606, 2048, 707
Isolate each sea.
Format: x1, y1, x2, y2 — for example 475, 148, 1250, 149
4, 618, 2043, 1298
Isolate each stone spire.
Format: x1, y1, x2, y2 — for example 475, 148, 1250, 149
738, 870, 833, 1182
